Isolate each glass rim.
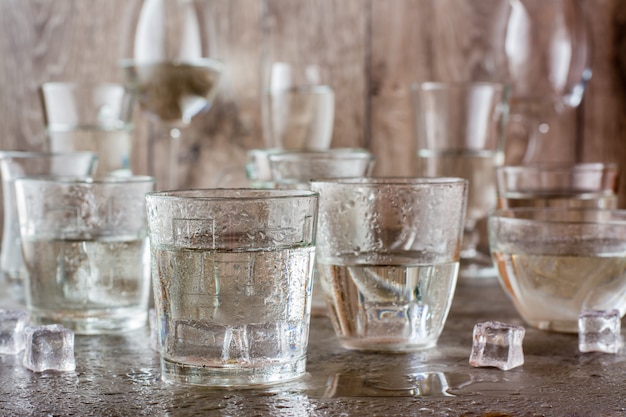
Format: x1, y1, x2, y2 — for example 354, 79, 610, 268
146, 188, 319, 202
410, 81, 508, 92
14, 175, 155, 185
497, 162, 619, 173
0, 150, 97, 159
41, 81, 127, 91
491, 207, 626, 225
268, 148, 373, 161
252, 147, 369, 155
118, 57, 225, 70
269, 84, 333, 93
309, 176, 467, 186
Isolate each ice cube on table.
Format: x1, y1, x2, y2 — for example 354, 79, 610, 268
0, 309, 29, 354
22, 324, 76, 372
469, 321, 525, 371
578, 309, 622, 354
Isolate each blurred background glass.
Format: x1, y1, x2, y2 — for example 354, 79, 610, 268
501, 0, 592, 164
40, 82, 134, 177
496, 163, 619, 209
262, 62, 335, 151
120, 0, 224, 190
412, 81, 509, 279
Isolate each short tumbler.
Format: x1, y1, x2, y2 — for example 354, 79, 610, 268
14, 175, 155, 334
0, 151, 98, 299
146, 189, 318, 386
310, 177, 467, 352
268, 148, 374, 188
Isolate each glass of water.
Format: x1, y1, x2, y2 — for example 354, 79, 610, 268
489, 207, 626, 333
310, 177, 468, 352
0, 151, 98, 300
411, 82, 509, 279
40, 82, 135, 176
146, 189, 318, 386
496, 162, 619, 209
14, 175, 155, 334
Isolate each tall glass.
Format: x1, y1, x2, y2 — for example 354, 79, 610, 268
262, 62, 335, 150
146, 189, 318, 386
496, 163, 619, 209
0, 151, 98, 300
503, 0, 592, 163
411, 82, 509, 279
40, 82, 135, 176
120, 0, 224, 190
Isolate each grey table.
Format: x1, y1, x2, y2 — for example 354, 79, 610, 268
1, 279, 625, 416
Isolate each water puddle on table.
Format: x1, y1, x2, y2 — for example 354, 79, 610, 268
322, 371, 454, 398
319, 369, 519, 398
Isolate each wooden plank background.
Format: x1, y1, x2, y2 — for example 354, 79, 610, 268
0, 0, 625, 201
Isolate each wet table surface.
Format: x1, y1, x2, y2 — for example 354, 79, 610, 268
1, 279, 626, 417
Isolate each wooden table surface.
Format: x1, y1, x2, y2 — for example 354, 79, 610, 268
1, 278, 625, 416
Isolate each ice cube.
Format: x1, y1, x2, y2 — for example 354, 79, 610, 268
469, 321, 525, 370
22, 325, 76, 372
0, 309, 29, 354
578, 309, 622, 354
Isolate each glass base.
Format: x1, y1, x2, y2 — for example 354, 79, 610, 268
30, 308, 148, 335
160, 356, 307, 387
339, 337, 438, 353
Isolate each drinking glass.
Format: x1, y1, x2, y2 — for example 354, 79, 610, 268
496, 163, 619, 209
489, 207, 626, 333
268, 148, 374, 188
14, 175, 155, 334
146, 189, 318, 386
216, 62, 334, 188
262, 62, 335, 150
411, 82, 509, 279
244, 147, 373, 190
120, 0, 224, 190
310, 177, 467, 352
268, 148, 374, 316
503, 0, 592, 163
0, 151, 98, 300
40, 82, 135, 176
